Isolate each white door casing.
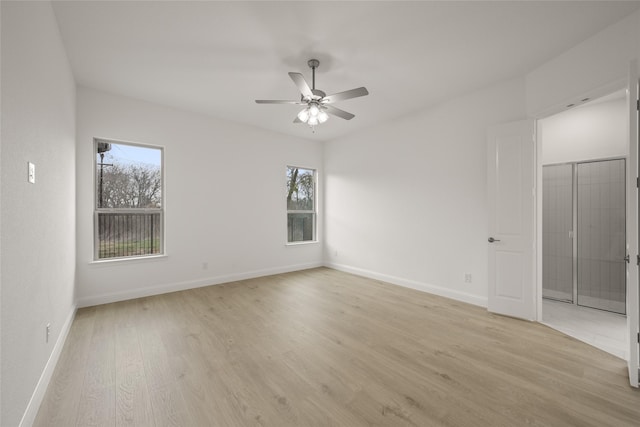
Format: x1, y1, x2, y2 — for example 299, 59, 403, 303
487, 120, 536, 321
626, 60, 639, 388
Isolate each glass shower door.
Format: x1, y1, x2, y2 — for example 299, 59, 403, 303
576, 159, 626, 314
542, 164, 574, 302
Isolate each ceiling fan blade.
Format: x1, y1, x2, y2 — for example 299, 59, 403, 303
324, 105, 355, 120
288, 72, 314, 98
322, 87, 369, 104
293, 116, 303, 123
255, 99, 305, 104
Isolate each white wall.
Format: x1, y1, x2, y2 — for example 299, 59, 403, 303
76, 87, 324, 306
541, 95, 627, 165
526, 10, 640, 117
1, 2, 77, 426
324, 78, 526, 306
0, 1, 4, 420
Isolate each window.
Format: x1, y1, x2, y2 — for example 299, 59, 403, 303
286, 166, 316, 243
94, 139, 163, 260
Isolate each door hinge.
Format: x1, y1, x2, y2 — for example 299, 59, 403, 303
637, 332, 639, 344
637, 177, 639, 188
637, 254, 640, 266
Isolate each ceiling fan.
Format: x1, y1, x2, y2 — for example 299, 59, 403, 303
255, 59, 369, 129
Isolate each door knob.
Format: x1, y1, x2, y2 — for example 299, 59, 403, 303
488, 237, 501, 243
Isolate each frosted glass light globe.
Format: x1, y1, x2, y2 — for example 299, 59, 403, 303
317, 110, 329, 123
297, 108, 310, 122
308, 104, 320, 117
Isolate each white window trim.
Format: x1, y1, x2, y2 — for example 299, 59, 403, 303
93, 137, 165, 261
285, 240, 319, 247
90, 254, 168, 266
286, 165, 318, 244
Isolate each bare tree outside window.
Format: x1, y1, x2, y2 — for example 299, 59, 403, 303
95, 139, 163, 259
98, 163, 162, 209
287, 166, 316, 242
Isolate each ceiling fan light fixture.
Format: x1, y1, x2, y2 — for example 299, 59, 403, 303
297, 108, 310, 122
308, 103, 320, 117
317, 109, 329, 124
255, 59, 369, 131
307, 115, 319, 126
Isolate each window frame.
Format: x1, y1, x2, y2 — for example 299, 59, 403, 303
93, 138, 165, 261
286, 165, 317, 244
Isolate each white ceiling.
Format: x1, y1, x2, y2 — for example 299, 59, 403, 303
51, 1, 640, 142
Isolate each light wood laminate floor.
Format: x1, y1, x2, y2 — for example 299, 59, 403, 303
34, 267, 639, 426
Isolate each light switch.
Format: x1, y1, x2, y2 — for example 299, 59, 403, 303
28, 162, 35, 184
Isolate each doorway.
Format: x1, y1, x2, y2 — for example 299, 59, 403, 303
539, 90, 628, 359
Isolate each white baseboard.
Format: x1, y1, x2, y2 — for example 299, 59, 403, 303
76, 261, 324, 308
325, 262, 488, 308
19, 304, 77, 427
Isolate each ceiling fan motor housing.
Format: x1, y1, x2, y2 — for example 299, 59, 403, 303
310, 89, 326, 99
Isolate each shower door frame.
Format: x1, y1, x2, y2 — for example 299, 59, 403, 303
576, 158, 627, 314
542, 157, 627, 315
542, 162, 576, 304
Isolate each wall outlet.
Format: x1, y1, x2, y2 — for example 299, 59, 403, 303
46, 323, 51, 343
464, 273, 472, 283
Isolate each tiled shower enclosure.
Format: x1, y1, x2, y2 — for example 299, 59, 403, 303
542, 159, 626, 315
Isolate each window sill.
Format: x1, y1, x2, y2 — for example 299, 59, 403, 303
90, 254, 167, 266
285, 240, 319, 247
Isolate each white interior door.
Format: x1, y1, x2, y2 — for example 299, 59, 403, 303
487, 120, 536, 320
626, 60, 639, 388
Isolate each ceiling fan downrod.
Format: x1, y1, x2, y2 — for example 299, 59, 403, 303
308, 59, 319, 91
